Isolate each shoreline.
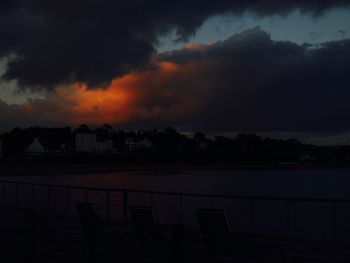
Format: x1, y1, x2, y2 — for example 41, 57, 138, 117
1, 163, 350, 177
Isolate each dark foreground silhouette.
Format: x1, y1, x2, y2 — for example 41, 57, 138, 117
1, 203, 349, 263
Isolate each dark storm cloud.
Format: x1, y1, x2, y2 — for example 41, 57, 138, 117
159, 27, 350, 132
1, 27, 350, 133
0, 0, 349, 90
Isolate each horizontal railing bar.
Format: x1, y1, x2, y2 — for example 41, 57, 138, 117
235, 232, 350, 245
1, 179, 350, 203
0, 180, 123, 192
126, 189, 347, 202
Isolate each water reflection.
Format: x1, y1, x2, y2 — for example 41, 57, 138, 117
3, 168, 350, 198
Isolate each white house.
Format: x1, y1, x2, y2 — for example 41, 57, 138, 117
125, 138, 139, 152
26, 137, 67, 156
139, 138, 152, 149
76, 133, 97, 152
76, 133, 115, 154
96, 140, 114, 154
26, 137, 46, 155
125, 138, 152, 152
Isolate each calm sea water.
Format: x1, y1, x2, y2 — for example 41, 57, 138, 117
4, 168, 350, 198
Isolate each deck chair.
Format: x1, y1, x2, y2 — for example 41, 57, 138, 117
76, 202, 100, 229
196, 209, 285, 262
129, 206, 182, 262
76, 202, 128, 263
196, 209, 235, 258
76, 202, 102, 263
129, 206, 163, 249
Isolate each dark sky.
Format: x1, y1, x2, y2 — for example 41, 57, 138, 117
0, 0, 350, 144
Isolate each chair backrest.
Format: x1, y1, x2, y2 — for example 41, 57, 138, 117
129, 206, 162, 247
76, 202, 101, 242
196, 209, 234, 257
76, 202, 100, 223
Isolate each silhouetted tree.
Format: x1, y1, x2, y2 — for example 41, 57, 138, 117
74, 124, 93, 134
95, 124, 115, 140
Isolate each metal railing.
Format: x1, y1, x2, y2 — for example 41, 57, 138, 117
1, 179, 350, 243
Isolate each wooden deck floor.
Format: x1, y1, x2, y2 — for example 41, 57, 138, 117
0, 207, 349, 263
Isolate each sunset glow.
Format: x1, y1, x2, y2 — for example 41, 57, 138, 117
43, 61, 201, 126
56, 81, 135, 124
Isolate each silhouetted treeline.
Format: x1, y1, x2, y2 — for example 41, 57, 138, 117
1, 125, 350, 165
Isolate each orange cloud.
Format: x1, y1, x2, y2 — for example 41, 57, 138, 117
0, 40, 220, 132
21, 102, 33, 112
184, 43, 206, 50
0, 50, 210, 130
56, 81, 135, 124
158, 61, 178, 72
48, 61, 202, 126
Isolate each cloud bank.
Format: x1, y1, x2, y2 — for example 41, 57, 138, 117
0, 0, 349, 89
1, 28, 350, 133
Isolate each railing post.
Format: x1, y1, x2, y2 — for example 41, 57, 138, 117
123, 190, 128, 222
15, 183, 19, 208
249, 199, 254, 235
84, 190, 88, 202
47, 186, 51, 210
2, 182, 5, 205
31, 185, 34, 209
106, 190, 111, 220
211, 197, 215, 209
150, 193, 154, 206
333, 201, 337, 241
286, 200, 291, 238
26, 212, 37, 263
66, 187, 70, 213
171, 223, 187, 263
179, 195, 183, 223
